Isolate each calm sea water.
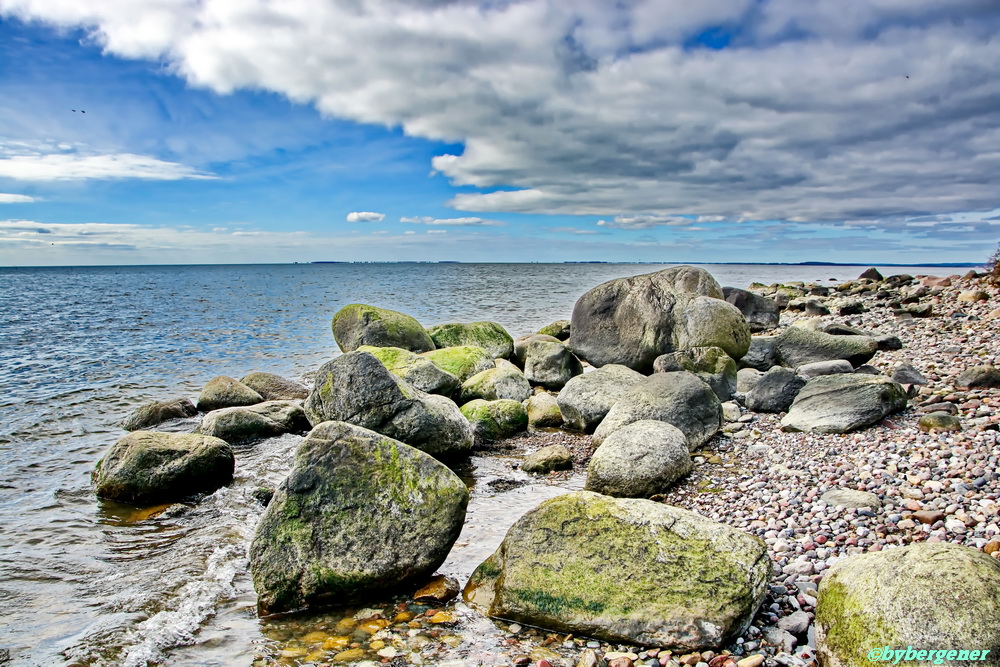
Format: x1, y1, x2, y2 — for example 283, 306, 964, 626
0, 262, 960, 666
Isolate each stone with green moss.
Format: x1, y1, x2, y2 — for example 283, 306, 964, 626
197, 400, 310, 443
653, 346, 737, 401
93, 431, 234, 504
420, 345, 495, 382
196, 375, 263, 412
460, 399, 528, 441
249, 421, 469, 614
917, 411, 962, 432
459, 360, 531, 403
426, 321, 514, 359
305, 351, 472, 458
239, 372, 310, 400
525, 392, 563, 428
537, 320, 571, 340
332, 303, 435, 353
816, 543, 1000, 667
358, 345, 460, 397
774, 326, 878, 369
463, 491, 769, 650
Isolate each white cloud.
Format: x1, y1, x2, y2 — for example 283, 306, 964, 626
3, 2, 1000, 221
0, 142, 214, 181
426, 229, 447, 234
346, 211, 385, 223
401, 216, 505, 227
0, 193, 36, 203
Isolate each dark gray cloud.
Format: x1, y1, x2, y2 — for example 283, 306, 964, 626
4, 0, 1000, 222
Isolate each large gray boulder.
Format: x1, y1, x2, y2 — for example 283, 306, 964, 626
523, 339, 583, 389
197, 401, 310, 443
743, 367, 806, 413
93, 431, 234, 504
305, 351, 472, 458
513, 334, 562, 366
464, 491, 769, 650
774, 327, 878, 369
426, 321, 514, 359
570, 266, 751, 373
358, 345, 460, 397
593, 372, 722, 451
249, 422, 468, 614
738, 336, 778, 371
556, 364, 646, 432
781, 374, 907, 433
816, 543, 1000, 667
723, 287, 780, 332
653, 346, 737, 401
459, 360, 532, 403
332, 303, 435, 353
196, 376, 263, 412
240, 372, 310, 400
586, 420, 692, 498
122, 398, 198, 431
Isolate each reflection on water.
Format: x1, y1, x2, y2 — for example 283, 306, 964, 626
0, 262, 951, 665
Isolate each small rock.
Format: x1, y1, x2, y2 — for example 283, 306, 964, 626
522, 444, 573, 473
414, 575, 460, 603
776, 610, 810, 635
737, 655, 765, 667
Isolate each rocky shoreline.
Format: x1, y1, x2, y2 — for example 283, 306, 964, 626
99, 265, 1000, 667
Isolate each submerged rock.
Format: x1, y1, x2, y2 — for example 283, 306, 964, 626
197, 401, 310, 443
249, 422, 468, 614
426, 321, 514, 359
556, 364, 645, 432
122, 398, 198, 431
240, 372, 310, 401
196, 376, 263, 412
460, 399, 528, 441
593, 372, 722, 451
332, 303, 435, 353
464, 491, 769, 650
781, 374, 907, 434
816, 543, 1000, 667
570, 266, 751, 372
421, 345, 495, 383
305, 351, 472, 458
586, 420, 691, 498
358, 345, 460, 397
93, 431, 234, 504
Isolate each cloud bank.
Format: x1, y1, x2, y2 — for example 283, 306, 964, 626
3, 0, 1000, 221
0, 141, 215, 181
0, 193, 35, 203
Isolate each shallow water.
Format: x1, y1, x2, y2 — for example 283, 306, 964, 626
0, 262, 957, 666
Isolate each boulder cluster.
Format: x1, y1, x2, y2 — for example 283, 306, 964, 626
92, 265, 1000, 666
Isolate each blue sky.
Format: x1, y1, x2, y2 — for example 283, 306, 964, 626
1, 1, 1000, 266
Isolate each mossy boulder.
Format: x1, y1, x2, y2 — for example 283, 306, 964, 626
420, 345, 495, 382
464, 491, 769, 650
332, 303, 435, 353
459, 360, 532, 403
523, 339, 584, 389
426, 321, 514, 359
557, 364, 646, 432
240, 372, 310, 400
522, 444, 573, 473
570, 266, 750, 373
197, 401, 310, 443
537, 320, 571, 340
653, 346, 737, 401
816, 543, 1000, 667
586, 420, 691, 498
781, 374, 907, 434
525, 393, 563, 428
93, 431, 234, 504
593, 372, 722, 451
305, 351, 472, 458
918, 411, 962, 432
774, 327, 878, 369
196, 376, 263, 412
249, 421, 469, 614
460, 399, 528, 441
358, 345, 460, 397
122, 398, 198, 431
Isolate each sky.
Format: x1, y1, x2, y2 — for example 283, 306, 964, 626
1, 0, 1000, 266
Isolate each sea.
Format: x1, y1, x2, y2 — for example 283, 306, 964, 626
0, 262, 968, 666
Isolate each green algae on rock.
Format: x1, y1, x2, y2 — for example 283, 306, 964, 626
463, 491, 769, 650
426, 321, 514, 359
358, 345, 460, 397
249, 422, 469, 614
197, 400, 310, 443
93, 431, 234, 504
460, 398, 528, 441
332, 303, 435, 354
459, 361, 532, 404
420, 345, 495, 383
196, 375, 263, 412
816, 543, 1000, 667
